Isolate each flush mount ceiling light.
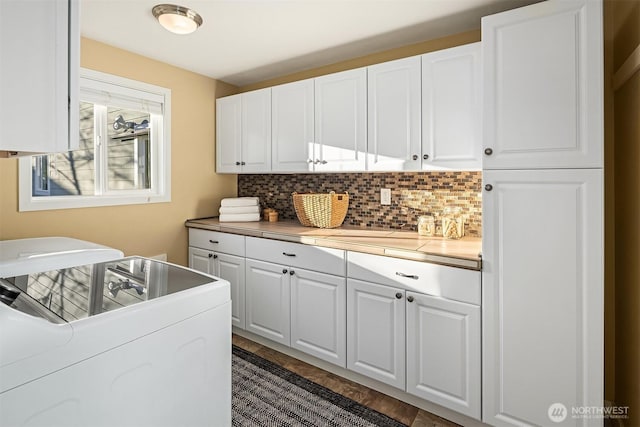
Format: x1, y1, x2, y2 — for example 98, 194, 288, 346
152, 4, 203, 35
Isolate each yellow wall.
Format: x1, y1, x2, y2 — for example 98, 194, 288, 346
0, 38, 238, 266
612, 0, 640, 423
240, 29, 480, 92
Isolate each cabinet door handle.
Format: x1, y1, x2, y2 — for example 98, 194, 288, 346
307, 159, 314, 164
407, 296, 415, 303
395, 292, 402, 299
213, 254, 218, 259
485, 184, 493, 191
320, 159, 328, 165
396, 272, 418, 280
282, 269, 288, 274
412, 154, 418, 161
484, 148, 493, 155
208, 253, 213, 258
423, 154, 429, 160
209, 240, 219, 244
289, 270, 295, 276
241, 161, 246, 165
235, 161, 241, 166
282, 252, 296, 257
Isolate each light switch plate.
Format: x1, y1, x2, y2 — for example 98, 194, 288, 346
381, 188, 391, 205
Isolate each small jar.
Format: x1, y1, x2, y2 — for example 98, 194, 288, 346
441, 206, 465, 240
268, 211, 279, 222
417, 215, 435, 236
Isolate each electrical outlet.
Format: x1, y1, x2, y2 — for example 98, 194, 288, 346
381, 188, 391, 205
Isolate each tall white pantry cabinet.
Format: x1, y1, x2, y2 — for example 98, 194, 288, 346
481, 1, 604, 427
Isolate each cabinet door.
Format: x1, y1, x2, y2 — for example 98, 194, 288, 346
314, 68, 367, 171
482, 0, 603, 169
346, 279, 405, 389
290, 268, 346, 367
245, 259, 290, 345
482, 169, 603, 427
422, 43, 481, 171
217, 253, 246, 329
406, 292, 480, 419
188, 247, 215, 275
272, 80, 314, 172
0, 0, 79, 154
216, 94, 242, 173
367, 56, 421, 171
241, 88, 272, 172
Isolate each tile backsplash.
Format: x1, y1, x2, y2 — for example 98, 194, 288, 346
238, 172, 482, 237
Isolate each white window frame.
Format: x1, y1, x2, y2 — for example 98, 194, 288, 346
19, 68, 171, 211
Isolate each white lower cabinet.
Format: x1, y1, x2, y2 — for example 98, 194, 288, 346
188, 229, 246, 329
245, 259, 290, 345
244, 238, 347, 367
189, 230, 483, 420
189, 247, 246, 329
347, 251, 482, 420
290, 268, 346, 367
347, 279, 406, 389
406, 292, 481, 419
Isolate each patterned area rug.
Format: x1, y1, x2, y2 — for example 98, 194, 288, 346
232, 346, 408, 427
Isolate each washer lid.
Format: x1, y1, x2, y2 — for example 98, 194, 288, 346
0, 237, 124, 278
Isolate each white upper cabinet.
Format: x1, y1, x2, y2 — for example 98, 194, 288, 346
0, 0, 79, 156
314, 68, 367, 171
422, 43, 481, 170
367, 57, 421, 171
216, 94, 242, 173
271, 80, 315, 172
482, 0, 603, 169
216, 88, 271, 173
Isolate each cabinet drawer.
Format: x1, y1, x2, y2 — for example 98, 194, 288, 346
188, 229, 245, 256
246, 237, 345, 275
347, 251, 480, 305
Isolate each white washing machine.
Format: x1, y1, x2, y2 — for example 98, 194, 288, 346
0, 238, 231, 427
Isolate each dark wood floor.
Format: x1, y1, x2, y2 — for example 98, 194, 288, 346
232, 334, 460, 427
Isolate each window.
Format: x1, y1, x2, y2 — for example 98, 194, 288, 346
19, 69, 171, 211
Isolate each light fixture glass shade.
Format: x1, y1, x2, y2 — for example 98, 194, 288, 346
152, 4, 203, 35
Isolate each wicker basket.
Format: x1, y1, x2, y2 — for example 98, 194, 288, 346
292, 192, 349, 228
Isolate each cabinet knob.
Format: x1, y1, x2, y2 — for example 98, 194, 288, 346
484, 148, 493, 156
485, 184, 493, 191
208, 253, 213, 258
412, 154, 418, 161
289, 270, 295, 276
241, 161, 246, 166
282, 269, 288, 274
395, 292, 402, 299
407, 296, 415, 303
213, 254, 218, 259
235, 161, 241, 166
307, 159, 313, 163
321, 160, 328, 165
423, 154, 429, 160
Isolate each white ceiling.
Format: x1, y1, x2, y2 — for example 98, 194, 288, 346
81, 0, 538, 87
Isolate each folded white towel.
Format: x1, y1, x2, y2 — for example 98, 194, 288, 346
219, 206, 260, 215
220, 197, 260, 207
219, 213, 261, 222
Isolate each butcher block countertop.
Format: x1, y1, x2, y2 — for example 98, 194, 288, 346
185, 217, 482, 271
